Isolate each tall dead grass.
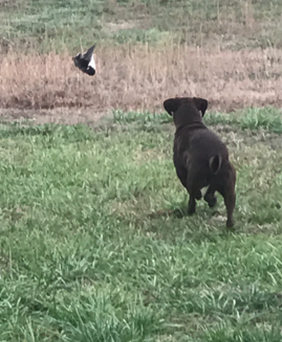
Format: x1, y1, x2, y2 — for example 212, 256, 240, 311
0, 44, 282, 121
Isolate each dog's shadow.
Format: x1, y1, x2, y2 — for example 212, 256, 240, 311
146, 204, 235, 243
148, 207, 186, 220
148, 204, 221, 220
147, 200, 237, 235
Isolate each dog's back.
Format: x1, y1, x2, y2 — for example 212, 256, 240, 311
175, 126, 228, 162
175, 125, 230, 188
172, 99, 229, 174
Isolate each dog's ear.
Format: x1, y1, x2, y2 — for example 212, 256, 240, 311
163, 98, 182, 115
193, 97, 208, 117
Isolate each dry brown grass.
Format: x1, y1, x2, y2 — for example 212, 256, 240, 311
1, 44, 282, 122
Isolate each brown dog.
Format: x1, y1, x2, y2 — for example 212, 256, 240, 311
163, 96, 236, 228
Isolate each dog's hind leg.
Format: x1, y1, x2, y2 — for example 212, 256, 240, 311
186, 178, 202, 215
221, 188, 236, 228
175, 167, 188, 190
187, 194, 196, 215
173, 156, 188, 189
217, 166, 236, 228
176, 167, 198, 215
173, 162, 197, 215
204, 185, 217, 208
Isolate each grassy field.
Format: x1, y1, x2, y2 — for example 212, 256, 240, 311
1, 0, 282, 52
0, 0, 282, 340
0, 108, 282, 341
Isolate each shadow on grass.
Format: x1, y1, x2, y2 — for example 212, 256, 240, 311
144, 202, 237, 244
148, 207, 187, 220
148, 203, 223, 220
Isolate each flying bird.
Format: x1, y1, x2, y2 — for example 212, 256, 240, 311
73, 44, 96, 76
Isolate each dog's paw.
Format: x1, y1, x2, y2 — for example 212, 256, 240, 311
204, 194, 217, 208
195, 190, 202, 200
226, 219, 235, 229
187, 206, 196, 215
208, 196, 217, 208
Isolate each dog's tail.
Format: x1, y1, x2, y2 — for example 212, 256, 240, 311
209, 155, 222, 174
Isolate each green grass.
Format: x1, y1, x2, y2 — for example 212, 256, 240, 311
1, 0, 282, 52
0, 107, 282, 340
203, 107, 282, 134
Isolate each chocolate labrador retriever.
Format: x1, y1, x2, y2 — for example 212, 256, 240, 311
163, 96, 236, 228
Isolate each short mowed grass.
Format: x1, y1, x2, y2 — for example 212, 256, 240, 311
1, 107, 282, 341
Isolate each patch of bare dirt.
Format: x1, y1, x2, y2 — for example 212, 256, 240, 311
0, 45, 282, 123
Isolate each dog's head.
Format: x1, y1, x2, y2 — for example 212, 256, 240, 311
163, 97, 208, 117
